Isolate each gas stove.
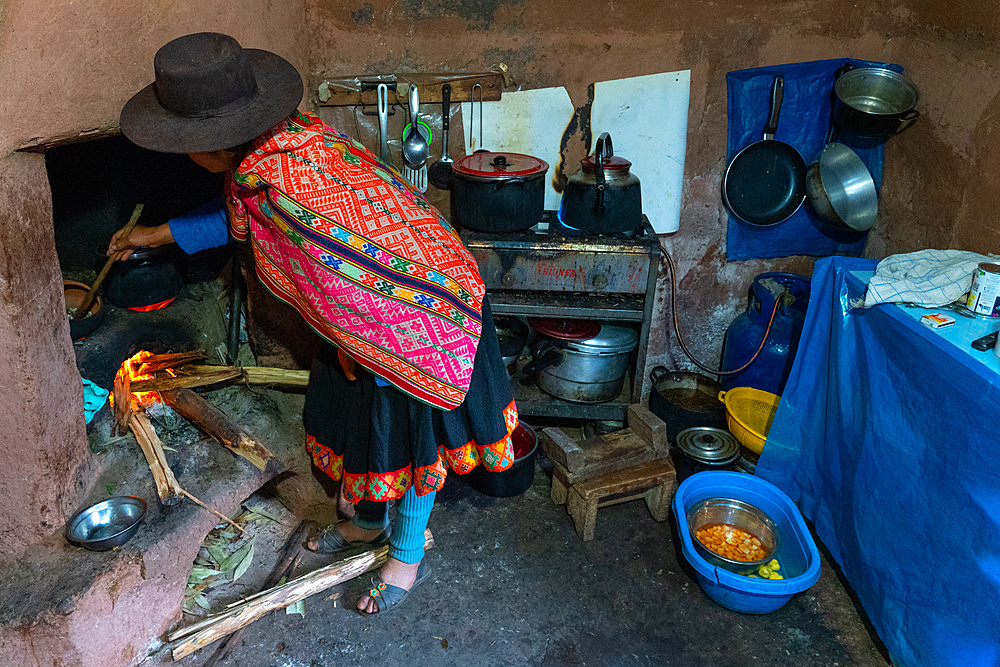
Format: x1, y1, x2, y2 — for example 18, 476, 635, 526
460, 212, 659, 420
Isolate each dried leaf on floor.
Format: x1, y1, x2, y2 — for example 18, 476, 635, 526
218, 538, 254, 574
232, 538, 256, 582
243, 504, 286, 524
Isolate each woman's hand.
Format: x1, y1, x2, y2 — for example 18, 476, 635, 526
106, 223, 175, 260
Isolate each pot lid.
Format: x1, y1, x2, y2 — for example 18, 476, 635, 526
453, 152, 549, 179
581, 153, 632, 173
676, 427, 740, 463
565, 324, 638, 354
529, 317, 601, 340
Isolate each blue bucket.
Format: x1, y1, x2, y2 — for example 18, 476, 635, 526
672, 471, 821, 614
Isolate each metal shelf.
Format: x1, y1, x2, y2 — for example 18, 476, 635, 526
489, 292, 646, 321
509, 372, 633, 422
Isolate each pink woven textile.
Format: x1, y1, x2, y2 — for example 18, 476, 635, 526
227, 112, 485, 409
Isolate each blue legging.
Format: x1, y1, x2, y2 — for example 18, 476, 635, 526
351, 486, 435, 564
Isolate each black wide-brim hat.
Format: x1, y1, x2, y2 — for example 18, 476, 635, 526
120, 32, 303, 154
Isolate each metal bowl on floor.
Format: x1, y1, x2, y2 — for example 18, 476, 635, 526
65, 496, 147, 551
686, 496, 779, 574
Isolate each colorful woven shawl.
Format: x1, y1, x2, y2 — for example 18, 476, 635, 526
227, 112, 485, 410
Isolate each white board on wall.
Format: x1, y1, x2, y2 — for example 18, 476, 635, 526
460, 70, 690, 234
590, 70, 690, 234
460, 86, 575, 212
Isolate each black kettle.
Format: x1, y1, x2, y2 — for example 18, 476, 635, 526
558, 132, 642, 234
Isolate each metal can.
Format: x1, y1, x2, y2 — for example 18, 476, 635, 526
967, 262, 1000, 317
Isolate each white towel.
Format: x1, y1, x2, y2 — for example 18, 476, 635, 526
864, 249, 995, 308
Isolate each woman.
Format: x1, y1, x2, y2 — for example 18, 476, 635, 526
112, 32, 517, 615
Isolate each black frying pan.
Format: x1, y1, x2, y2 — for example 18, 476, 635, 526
723, 75, 807, 227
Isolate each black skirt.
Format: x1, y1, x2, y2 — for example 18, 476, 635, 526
304, 296, 518, 501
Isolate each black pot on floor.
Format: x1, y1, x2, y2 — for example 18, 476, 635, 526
468, 422, 538, 497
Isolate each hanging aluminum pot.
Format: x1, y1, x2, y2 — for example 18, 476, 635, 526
833, 64, 919, 148
558, 133, 642, 234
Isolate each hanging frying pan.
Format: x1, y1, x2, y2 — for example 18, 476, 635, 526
723, 75, 807, 227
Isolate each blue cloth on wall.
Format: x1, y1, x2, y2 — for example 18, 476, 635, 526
725, 58, 902, 261
756, 256, 1000, 667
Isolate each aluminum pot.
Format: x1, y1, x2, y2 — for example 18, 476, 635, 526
494, 315, 529, 380
533, 324, 638, 403
674, 427, 741, 482
648, 366, 728, 443
833, 65, 919, 148
558, 132, 642, 234
452, 152, 549, 233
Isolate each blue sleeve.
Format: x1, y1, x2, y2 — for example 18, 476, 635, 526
168, 197, 230, 254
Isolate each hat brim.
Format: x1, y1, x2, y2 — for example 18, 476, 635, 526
120, 49, 303, 154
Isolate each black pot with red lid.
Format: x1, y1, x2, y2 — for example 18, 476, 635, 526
452, 151, 549, 233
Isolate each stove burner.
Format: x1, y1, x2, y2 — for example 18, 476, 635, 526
552, 211, 639, 238
128, 297, 177, 312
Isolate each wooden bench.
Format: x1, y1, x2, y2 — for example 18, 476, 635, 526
541, 403, 678, 541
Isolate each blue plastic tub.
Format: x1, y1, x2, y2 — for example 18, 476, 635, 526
672, 471, 821, 614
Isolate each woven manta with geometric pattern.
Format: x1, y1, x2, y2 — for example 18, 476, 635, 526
227, 112, 485, 410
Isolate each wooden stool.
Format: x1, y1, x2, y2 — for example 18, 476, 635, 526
541, 403, 678, 541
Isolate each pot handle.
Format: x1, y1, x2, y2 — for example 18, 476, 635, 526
718, 390, 727, 404
893, 109, 920, 134
520, 341, 563, 384
594, 132, 613, 217
649, 365, 669, 385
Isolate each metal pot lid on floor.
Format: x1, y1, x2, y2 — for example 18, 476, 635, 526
677, 427, 741, 464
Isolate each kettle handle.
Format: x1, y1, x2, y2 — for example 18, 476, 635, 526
594, 132, 613, 217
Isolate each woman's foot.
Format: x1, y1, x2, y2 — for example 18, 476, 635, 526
357, 557, 427, 614
306, 521, 390, 553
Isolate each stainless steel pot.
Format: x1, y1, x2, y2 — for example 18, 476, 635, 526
533, 324, 638, 403
558, 133, 642, 234
833, 65, 919, 148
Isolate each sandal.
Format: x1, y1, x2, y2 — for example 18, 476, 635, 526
360, 559, 432, 616
307, 521, 391, 554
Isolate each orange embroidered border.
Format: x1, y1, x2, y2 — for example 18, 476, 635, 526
306, 400, 519, 501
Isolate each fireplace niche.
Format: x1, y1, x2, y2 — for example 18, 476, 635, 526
0, 135, 323, 667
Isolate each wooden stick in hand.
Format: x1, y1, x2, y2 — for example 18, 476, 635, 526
74, 203, 144, 319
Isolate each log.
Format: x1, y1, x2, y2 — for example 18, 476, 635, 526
112, 362, 132, 436
130, 414, 246, 534
200, 519, 317, 667
129, 368, 243, 393
134, 350, 207, 375
170, 529, 435, 660
129, 365, 310, 393
159, 387, 276, 471
130, 412, 182, 504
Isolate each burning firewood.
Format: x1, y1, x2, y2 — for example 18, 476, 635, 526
129, 412, 182, 504
129, 412, 246, 535
159, 388, 277, 472
129, 364, 309, 393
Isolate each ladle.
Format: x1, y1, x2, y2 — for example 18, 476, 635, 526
402, 84, 429, 167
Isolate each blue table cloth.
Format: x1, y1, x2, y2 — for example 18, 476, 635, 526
757, 256, 1000, 667
726, 59, 902, 260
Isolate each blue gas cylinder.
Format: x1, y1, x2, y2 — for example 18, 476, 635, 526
720, 272, 810, 395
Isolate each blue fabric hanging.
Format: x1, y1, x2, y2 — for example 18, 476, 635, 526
725, 58, 902, 260
757, 256, 1000, 667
